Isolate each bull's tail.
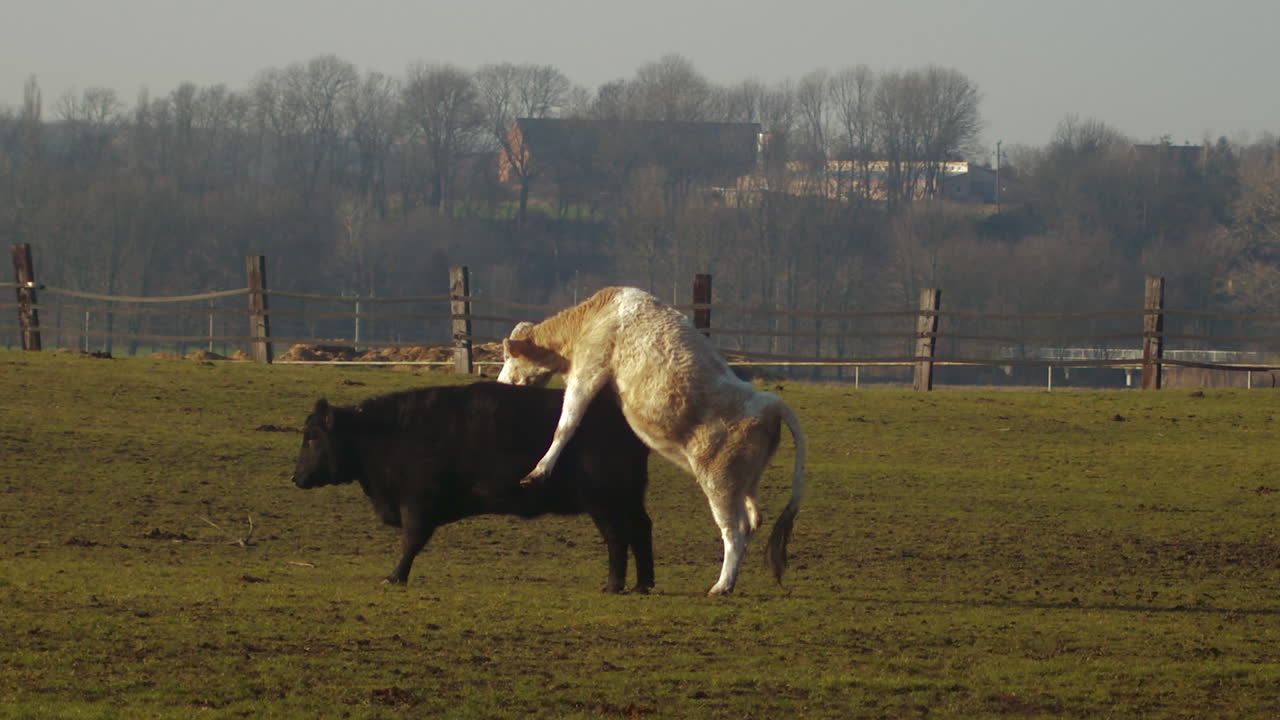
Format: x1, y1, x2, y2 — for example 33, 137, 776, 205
765, 399, 807, 589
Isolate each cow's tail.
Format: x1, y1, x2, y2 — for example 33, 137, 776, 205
765, 399, 807, 589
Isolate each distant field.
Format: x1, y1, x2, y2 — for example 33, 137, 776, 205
2, 350, 1279, 718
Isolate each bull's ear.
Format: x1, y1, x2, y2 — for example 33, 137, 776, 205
508, 321, 536, 339
314, 398, 334, 431
504, 337, 540, 361
505, 338, 565, 371
504, 337, 539, 359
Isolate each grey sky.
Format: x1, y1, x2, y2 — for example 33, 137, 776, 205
6, 0, 1277, 155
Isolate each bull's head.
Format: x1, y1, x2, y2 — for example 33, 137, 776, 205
497, 321, 565, 386
291, 398, 352, 488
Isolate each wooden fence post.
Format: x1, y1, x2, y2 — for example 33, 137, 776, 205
1141, 275, 1164, 390
10, 243, 41, 351
246, 255, 272, 363
450, 266, 473, 374
913, 288, 941, 391
692, 273, 712, 337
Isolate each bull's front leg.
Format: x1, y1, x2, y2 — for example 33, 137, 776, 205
521, 369, 610, 486
384, 506, 435, 585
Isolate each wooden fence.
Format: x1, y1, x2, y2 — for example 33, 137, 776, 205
6, 244, 1280, 390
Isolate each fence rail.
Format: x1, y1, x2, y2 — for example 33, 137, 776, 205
8, 244, 1280, 389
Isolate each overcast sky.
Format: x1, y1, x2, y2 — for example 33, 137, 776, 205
5, 0, 1277, 156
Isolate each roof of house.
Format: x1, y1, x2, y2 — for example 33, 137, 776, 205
512, 118, 762, 182
1134, 143, 1205, 166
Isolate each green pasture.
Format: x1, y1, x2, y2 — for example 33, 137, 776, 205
1, 350, 1278, 718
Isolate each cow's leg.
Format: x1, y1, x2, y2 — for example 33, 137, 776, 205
384, 506, 435, 585
628, 507, 655, 594
589, 511, 629, 593
522, 366, 610, 485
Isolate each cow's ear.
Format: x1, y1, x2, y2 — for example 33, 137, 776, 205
314, 398, 334, 431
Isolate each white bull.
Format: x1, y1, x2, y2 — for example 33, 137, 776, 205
497, 286, 807, 595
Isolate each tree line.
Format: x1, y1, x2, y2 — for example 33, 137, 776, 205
2, 54, 1279, 360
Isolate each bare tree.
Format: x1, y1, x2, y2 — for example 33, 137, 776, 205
475, 63, 522, 145
56, 86, 124, 170
2, 77, 46, 246
476, 62, 569, 220
1048, 115, 1130, 158
401, 62, 481, 214
561, 84, 595, 118
335, 194, 386, 299
873, 70, 929, 213
722, 79, 768, 124
195, 85, 252, 189
140, 82, 249, 193
918, 66, 982, 195
794, 69, 830, 167
344, 71, 401, 216
627, 54, 714, 122
756, 80, 798, 191
872, 66, 982, 212
610, 166, 673, 292
829, 65, 877, 204
251, 55, 358, 208
587, 79, 632, 120
515, 65, 571, 119
1226, 141, 1280, 310
1026, 115, 1137, 238
1233, 142, 1280, 255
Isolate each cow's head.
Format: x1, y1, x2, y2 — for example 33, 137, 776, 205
292, 398, 356, 488
497, 321, 564, 386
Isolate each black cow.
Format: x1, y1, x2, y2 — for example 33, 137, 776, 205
291, 382, 654, 592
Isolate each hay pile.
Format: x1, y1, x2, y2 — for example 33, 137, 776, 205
141, 342, 506, 369
276, 342, 505, 366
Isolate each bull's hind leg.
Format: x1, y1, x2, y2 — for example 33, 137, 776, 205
744, 494, 763, 534
703, 479, 754, 596
707, 409, 783, 593
744, 406, 782, 537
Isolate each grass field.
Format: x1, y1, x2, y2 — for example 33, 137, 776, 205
2, 350, 1279, 718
